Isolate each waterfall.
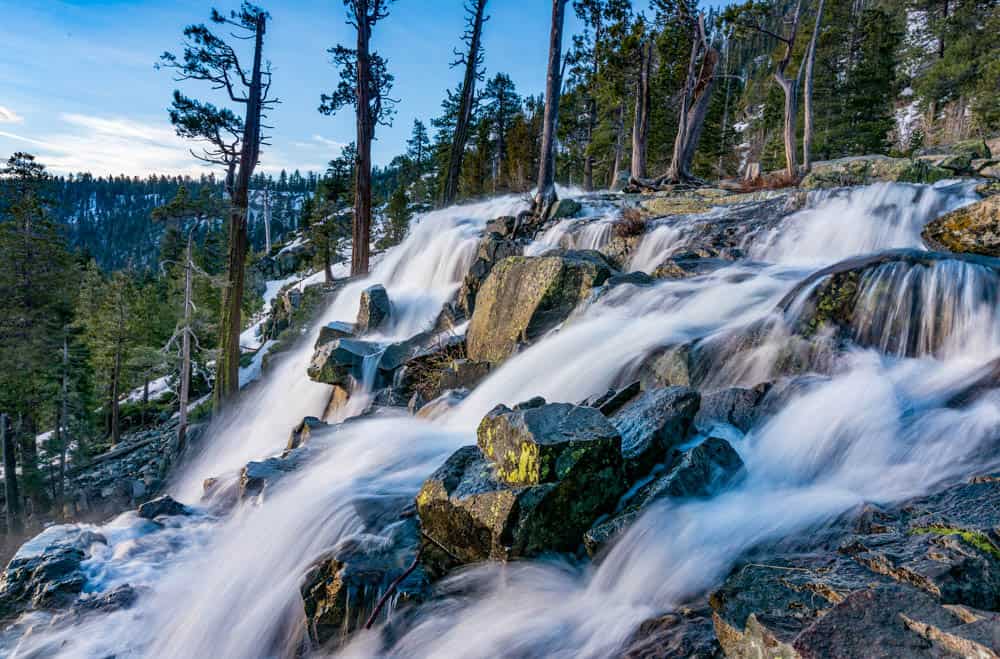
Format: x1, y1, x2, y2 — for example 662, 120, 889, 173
4, 182, 998, 659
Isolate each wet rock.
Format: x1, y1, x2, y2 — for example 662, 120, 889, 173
66, 583, 139, 618
979, 181, 1000, 197
394, 338, 488, 407
315, 321, 354, 348
606, 271, 656, 289
586, 380, 641, 416
584, 510, 639, 557
801, 155, 952, 189
356, 284, 391, 335
417, 402, 626, 564
287, 416, 327, 451
485, 215, 517, 237
300, 518, 427, 647
922, 195, 1000, 257
137, 495, 189, 520
623, 604, 724, 659
634, 437, 745, 505
307, 338, 382, 387
458, 231, 520, 316
239, 451, 307, 500
609, 387, 700, 481
634, 344, 696, 390
548, 198, 582, 219
477, 400, 623, 486
0, 526, 106, 620
466, 252, 614, 364
413, 389, 469, 420
694, 384, 772, 435
652, 255, 731, 280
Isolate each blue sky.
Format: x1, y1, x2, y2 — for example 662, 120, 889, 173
0, 0, 726, 177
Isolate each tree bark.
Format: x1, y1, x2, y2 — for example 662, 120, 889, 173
110, 342, 122, 446
583, 13, 603, 192
802, 0, 825, 173
58, 336, 69, 502
442, 0, 488, 207
263, 188, 272, 254
353, 4, 374, 276
2, 413, 23, 535
535, 0, 569, 217
775, 0, 803, 178
666, 14, 719, 183
177, 234, 193, 453
631, 39, 652, 181
610, 102, 624, 189
215, 11, 266, 412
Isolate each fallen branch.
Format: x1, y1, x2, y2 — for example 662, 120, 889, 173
364, 544, 425, 630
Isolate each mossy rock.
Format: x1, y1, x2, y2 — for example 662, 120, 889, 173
922, 196, 1000, 257
466, 252, 614, 364
477, 400, 623, 486
801, 155, 952, 190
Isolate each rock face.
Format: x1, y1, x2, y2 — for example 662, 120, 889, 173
458, 230, 520, 316
0, 526, 106, 621
711, 478, 1000, 659
800, 155, 951, 189
922, 195, 1000, 257
300, 498, 428, 647
416, 400, 626, 564
467, 252, 614, 364
608, 386, 700, 481
356, 284, 391, 335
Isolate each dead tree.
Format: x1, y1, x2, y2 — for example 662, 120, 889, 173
535, 0, 571, 218
1, 413, 23, 535
442, 0, 489, 207
664, 12, 720, 184
160, 4, 277, 413
802, 0, 825, 173
321, 0, 397, 276
630, 37, 652, 181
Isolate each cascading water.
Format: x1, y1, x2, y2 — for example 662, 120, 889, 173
4, 181, 998, 659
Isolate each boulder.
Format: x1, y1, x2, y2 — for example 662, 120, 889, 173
287, 416, 327, 451
307, 338, 382, 387
417, 401, 626, 564
137, 495, 189, 520
0, 526, 106, 620
801, 155, 952, 189
632, 437, 745, 506
608, 387, 700, 481
315, 321, 354, 348
711, 478, 1000, 659
477, 401, 623, 486
585, 380, 641, 416
467, 252, 614, 364
356, 284, 391, 335
584, 510, 640, 557
623, 605, 724, 659
548, 198, 582, 219
458, 231, 520, 316
652, 255, 731, 280
922, 195, 1000, 257
694, 384, 772, 435
239, 450, 307, 500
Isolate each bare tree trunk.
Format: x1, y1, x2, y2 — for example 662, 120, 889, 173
215, 12, 267, 412
802, 0, 825, 173
58, 336, 69, 502
110, 344, 122, 446
177, 234, 193, 453
583, 14, 603, 192
631, 40, 652, 181
775, 0, 803, 178
263, 188, 272, 254
534, 0, 569, 218
666, 14, 719, 183
443, 0, 488, 207
2, 413, 23, 535
610, 102, 624, 189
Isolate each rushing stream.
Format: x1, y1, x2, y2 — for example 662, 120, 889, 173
4, 180, 999, 658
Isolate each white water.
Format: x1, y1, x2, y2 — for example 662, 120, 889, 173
5, 182, 999, 659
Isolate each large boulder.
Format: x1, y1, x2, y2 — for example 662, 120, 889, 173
356, 284, 391, 335
467, 252, 614, 364
458, 230, 520, 316
137, 495, 189, 520
922, 195, 1000, 257
711, 478, 1000, 659
416, 400, 626, 564
307, 338, 382, 387
0, 526, 106, 621
608, 386, 701, 481
800, 155, 952, 190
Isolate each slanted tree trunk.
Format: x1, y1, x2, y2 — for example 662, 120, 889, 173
631, 40, 652, 181
666, 13, 719, 183
535, 0, 570, 217
802, 0, 825, 173
215, 12, 267, 412
177, 234, 194, 453
443, 0, 488, 207
2, 413, 23, 535
775, 0, 803, 178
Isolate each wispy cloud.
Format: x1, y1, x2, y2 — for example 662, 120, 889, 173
0, 106, 24, 123
0, 112, 327, 177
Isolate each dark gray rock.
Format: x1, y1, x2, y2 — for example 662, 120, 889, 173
635, 437, 745, 505
356, 284, 391, 335
609, 387, 700, 482
694, 384, 772, 435
137, 495, 189, 520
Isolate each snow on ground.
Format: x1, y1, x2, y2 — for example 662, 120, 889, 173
239, 340, 276, 389
125, 375, 173, 404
